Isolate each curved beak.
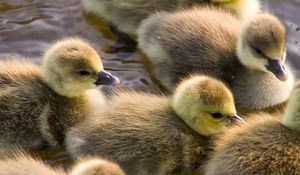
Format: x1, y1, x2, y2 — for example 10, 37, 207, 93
229, 115, 247, 125
266, 59, 288, 82
94, 70, 120, 86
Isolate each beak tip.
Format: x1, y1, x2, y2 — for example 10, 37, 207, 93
277, 74, 288, 82
230, 115, 246, 125
113, 77, 121, 86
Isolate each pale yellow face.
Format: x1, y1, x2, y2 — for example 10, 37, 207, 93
173, 75, 238, 136
191, 100, 237, 136
42, 38, 118, 97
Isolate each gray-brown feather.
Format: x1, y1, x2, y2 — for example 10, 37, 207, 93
0, 153, 65, 175
138, 7, 293, 111
205, 117, 300, 175
0, 60, 89, 151
82, 0, 211, 35
67, 92, 210, 175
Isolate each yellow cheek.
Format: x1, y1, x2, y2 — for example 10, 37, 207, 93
197, 115, 228, 136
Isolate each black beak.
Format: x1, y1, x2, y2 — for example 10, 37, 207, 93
229, 115, 246, 125
94, 70, 120, 86
266, 59, 288, 82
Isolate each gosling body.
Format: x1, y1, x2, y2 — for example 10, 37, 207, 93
82, 0, 260, 36
205, 84, 300, 175
0, 153, 66, 175
0, 153, 125, 175
138, 7, 294, 112
0, 38, 119, 152
66, 75, 241, 175
0, 59, 89, 150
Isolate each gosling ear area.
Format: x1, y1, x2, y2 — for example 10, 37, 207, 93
266, 59, 288, 82
95, 70, 120, 86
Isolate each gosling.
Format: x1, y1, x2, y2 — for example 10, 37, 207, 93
0, 153, 125, 175
138, 7, 294, 113
81, 0, 260, 36
204, 82, 300, 175
66, 75, 243, 175
0, 38, 120, 152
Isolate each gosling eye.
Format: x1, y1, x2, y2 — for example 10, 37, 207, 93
78, 70, 92, 76
253, 46, 263, 56
211, 112, 223, 120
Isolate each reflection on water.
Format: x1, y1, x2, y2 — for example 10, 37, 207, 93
0, 0, 299, 171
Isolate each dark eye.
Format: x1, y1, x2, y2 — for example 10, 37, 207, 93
78, 70, 91, 76
211, 112, 223, 119
254, 47, 263, 55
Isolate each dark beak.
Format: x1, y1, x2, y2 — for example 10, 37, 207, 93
266, 59, 288, 82
229, 115, 246, 125
94, 70, 120, 86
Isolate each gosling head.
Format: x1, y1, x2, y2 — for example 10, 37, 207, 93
172, 75, 243, 136
70, 158, 126, 175
42, 38, 120, 98
237, 13, 287, 81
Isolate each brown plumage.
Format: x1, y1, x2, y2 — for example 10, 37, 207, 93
66, 75, 242, 175
0, 153, 66, 175
81, 0, 260, 36
138, 6, 294, 114
204, 84, 300, 175
0, 38, 119, 153
0, 152, 125, 175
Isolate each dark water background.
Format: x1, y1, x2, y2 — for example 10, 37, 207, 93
0, 0, 299, 171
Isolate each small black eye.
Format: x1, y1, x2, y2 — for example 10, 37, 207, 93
78, 70, 91, 76
211, 112, 223, 119
254, 47, 263, 55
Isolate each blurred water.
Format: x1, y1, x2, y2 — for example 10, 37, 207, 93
0, 0, 299, 171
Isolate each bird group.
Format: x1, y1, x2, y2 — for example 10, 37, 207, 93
0, 0, 299, 175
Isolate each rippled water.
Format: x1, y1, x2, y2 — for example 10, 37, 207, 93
0, 0, 299, 172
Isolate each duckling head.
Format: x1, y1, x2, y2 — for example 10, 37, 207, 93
42, 38, 120, 98
237, 13, 287, 82
70, 158, 126, 175
172, 75, 243, 136
282, 82, 300, 132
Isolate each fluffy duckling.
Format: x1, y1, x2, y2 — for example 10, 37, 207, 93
81, 0, 260, 36
66, 75, 243, 175
138, 7, 294, 113
204, 83, 300, 175
0, 38, 120, 152
0, 153, 125, 175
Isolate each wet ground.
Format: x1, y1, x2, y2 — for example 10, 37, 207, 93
0, 0, 299, 171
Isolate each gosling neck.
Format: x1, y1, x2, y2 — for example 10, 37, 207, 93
282, 89, 300, 132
